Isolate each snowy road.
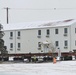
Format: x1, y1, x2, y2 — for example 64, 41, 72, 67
0, 61, 76, 75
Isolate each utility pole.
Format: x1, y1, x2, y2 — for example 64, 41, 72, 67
4, 7, 10, 24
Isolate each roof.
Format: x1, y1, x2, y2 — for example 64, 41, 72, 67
2, 19, 76, 31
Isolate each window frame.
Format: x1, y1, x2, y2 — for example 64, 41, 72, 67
38, 30, 41, 35
55, 29, 58, 34
10, 43, 13, 48
64, 28, 68, 33
47, 29, 50, 35
10, 32, 13, 37
64, 40, 68, 46
55, 41, 59, 47
75, 40, 76, 46
75, 28, 76, 33
18, 31, 20, 36
38, 42, 41, 48
18, 43, 21, 48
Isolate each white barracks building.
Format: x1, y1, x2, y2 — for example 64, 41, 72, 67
2, 19, 76, 55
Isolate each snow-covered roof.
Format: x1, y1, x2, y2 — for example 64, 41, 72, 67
2, 19, 76, 31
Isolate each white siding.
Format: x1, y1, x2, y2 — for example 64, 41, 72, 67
71, 23, 76, 51
3, 31, 16, 54
3, 25, 72, 54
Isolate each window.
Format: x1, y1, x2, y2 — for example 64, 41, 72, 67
47, 29, 50, 35
18, 31, 20, 36
75, 28, 76, 33
55, 41, 59, 47
38, 42, 41, 48
55, 29, 58, 34
18, 43, 20, 48
75, 40, 76, 46
64, 40, 68, 46
38, 42, 41, 50
10, 32, 13, 37
10, 43, 13, 48
38, 30, 41, 35
64, 28, 68, 33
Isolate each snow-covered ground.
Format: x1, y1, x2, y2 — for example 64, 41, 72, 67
0, 61, 76, 75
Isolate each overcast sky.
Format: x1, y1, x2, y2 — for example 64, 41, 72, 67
0, 0, 76, 24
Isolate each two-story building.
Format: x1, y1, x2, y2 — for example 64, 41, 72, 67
2, 19, 76, 56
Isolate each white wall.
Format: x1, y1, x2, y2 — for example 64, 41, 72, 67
71, 23, 76, 51
3, 25, 73, 54
3, 31, 16, 54
49, 26, 71, 52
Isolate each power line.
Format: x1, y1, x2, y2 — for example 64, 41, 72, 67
2, 7, 76, 11
2, 7, 76, 24
5, 7, 76, 10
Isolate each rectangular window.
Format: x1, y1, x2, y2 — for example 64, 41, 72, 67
10, 32, 13, 37
55, 41, 59, 46
38, 30, 41, 35
10, 43, 13, 48
75, 40, 76, 46
64, 40, 68, 46
55, 29, 58, 34
75, 28, 76, 33
38, 42, 41, 48
47, 29, 50, 35
18, 31, 20, 36
64, 28, 68, 33
18, 43, 20, 48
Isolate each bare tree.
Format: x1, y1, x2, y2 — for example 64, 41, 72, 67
48, 43, 56, 57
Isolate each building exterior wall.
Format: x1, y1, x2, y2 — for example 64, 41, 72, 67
3, 31, 16, 54
3, 24, 75, 54
70, 23, 76, 51
50, 26, 71, 53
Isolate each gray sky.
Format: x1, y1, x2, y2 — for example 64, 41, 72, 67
0, 0, 76, 24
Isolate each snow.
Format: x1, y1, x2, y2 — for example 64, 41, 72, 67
2, 19, 76, 31
0, 61, 76, 75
